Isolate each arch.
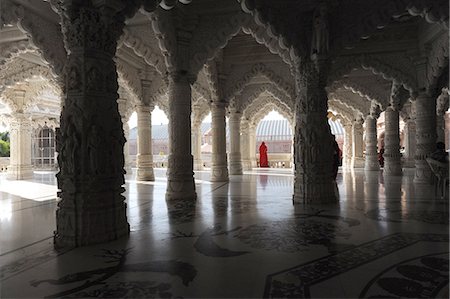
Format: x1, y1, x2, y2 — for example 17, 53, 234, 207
337, 0, 448, 49
327, 79, 389, 110
119, 29, 167, 76
250, 103, 294, 131
234, 83, 294, 113
0, 40, 37, 70
116, 58, 143, 102
1, 0, 66, 77
328, 54, 418, 92
243, 94, 293, 124
192, 102, 211, 126
328, 98, 362, 121
427, 33, 449, 91
225, 62, 295, 103
189, 11, 293, 76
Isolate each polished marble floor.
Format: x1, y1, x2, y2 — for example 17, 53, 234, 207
0, 168, 448, 298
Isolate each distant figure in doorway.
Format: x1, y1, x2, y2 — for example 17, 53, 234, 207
332, 135, 342, 180
378, 147, 385, 168
430, 142, 449, 163
259, 142, 269, 167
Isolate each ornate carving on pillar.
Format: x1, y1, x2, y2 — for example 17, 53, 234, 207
240, 120, 251, 171
228, 108, 243, 175
166, 72, 197, 200
136, 104, 155, 181
414, 92, 437, 184
351, 117, 365, 168
210, 101, 229, 182
436, 89, 449, 143
7, 112, 33, 180
192, 118, 203, 171
248, 123, 257, 168
54, 5, 129, 249
365, 103, 381, 171
383, 107, 402, 176
343, 123, 353, 169
293, 60, 336, 204
117, 98, 133, 173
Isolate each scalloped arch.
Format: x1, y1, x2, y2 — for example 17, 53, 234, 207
226, 62, 295, 103
2, 0, 66, 78
328, 54, 418, 92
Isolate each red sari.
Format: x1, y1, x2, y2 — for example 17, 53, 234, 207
259, 142, 269, 167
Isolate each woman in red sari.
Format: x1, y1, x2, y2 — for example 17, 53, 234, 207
259, 142, 269, 167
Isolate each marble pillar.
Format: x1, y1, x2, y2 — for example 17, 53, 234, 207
343, 123, 353, 169
192, 120, 204, 171
210, 102, 229, 181
166, 73, 197, 200
240, 120, 251, 171
123, 125, 132, 172
249, 124, 257, 168
436, 112, 445, 143
351, 118, 364, 168
54, 6, 129, 248
403, 118, 416, 168
414, 92, 437, 184
136, 104, 155, 181
7, 112, 33, 180
364, 116, 379, 171
293, 61, 336, 204
383, 107, 402, 175
228, 109, 243, 175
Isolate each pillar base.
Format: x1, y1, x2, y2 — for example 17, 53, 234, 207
211, 165, 229, 182
293, 174, 338, 204
364, 160, 380, 171
402, 158, 415, 168
7, 165, 33, 180
351, 157, 365, 168
414, 161, 434, 184
194, 159, 204, 171
383, 163, 402, 176
54, 188, 130, 250
166, 178, 197, 200
137, 168, 155, 181
229, 153, 243, 175
241, 160, 252, 171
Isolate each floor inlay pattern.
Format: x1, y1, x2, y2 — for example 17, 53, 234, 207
0, 169, 448, 298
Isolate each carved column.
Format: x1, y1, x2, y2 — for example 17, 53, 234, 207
55, 6, 129, 248
403, 117, 416, 168
210, 102, 229, 181
192, 119, 203, 171
383, 107, 402, 175
351, 117, 364, 168
240, 120, 251, 171
136, 104, 154, 181
7, 112, 33, 180
228, 109, 243, 175
436, 92, 448, 143
117, 98, 131, 173
365, 104, 381, 171
249, 123, 257, 168
343, 123, 353, 169
293, 61, 336, 204
123, 125, 131, 172
414, 92, 437, 183
166, 73, 197, 200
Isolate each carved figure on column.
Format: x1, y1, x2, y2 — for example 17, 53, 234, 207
311, 2, 329, 56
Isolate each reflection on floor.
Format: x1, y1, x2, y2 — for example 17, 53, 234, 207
0, 168, 448, 298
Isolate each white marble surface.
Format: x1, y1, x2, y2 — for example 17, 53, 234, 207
0, 168, 448, 298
